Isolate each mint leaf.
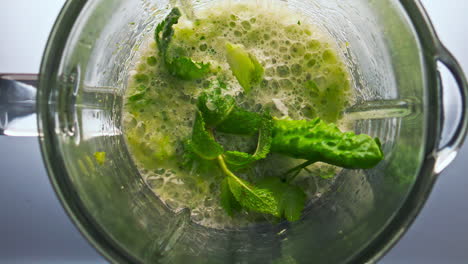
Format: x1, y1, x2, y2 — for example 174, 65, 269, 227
227, 175, 279, 216
224, 116, 273, 169
197, 88, 263, 135
272, 118, 384, 169
216, 106, 264, 135
281, 185, 306, 221
257, 178, 306, 221
181, 140, 218, 174
167, 56, 211, 80
225, 42, 264, 93
155, 8, 210, 80
220, 178, 241, 216
253, 116, 273, 158
217, 156, 279, 216
257, 177, 283, 196
223, 151, 254, 168
189, 111, 224, 160
155, 8, 181, 54
197, 89, 236, 127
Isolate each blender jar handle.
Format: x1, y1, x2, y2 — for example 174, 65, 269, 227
433, 46, 468, 173
0, 74, 38, 137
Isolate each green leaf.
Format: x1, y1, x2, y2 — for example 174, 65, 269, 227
253, 116, 273, 158
197, 89, 236, 127
155, 8, 181, 54
216, 106, 264, 135
167, 56, 211, 80
225, 42, 264, 93
281, 185, 306, 221
257, 177, 306, 221
220, 178, 241, 216
181, 140, 218, 174
227, 175, 279, 216
196, 88, 263, 135
155, 8, 210, 80
224, 116, 273, 168
223, 151, 254, 168
271, 118, 384, 169
189, 111, 224, 160
256, 178, 284, 197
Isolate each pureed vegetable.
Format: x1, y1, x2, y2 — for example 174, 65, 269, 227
124, 2, 383, 228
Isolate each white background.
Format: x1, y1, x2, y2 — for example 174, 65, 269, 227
1, 0, 467, 263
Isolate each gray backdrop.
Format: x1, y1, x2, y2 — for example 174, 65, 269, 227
0, 0, 467, 263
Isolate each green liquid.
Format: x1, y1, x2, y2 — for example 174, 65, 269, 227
124, 1, 352, 228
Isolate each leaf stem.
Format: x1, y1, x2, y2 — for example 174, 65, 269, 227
217, 155, 237, 179
207, 128, 232, 177
287, 169, 302, 183
285, 160, 315, 183
208, 129, 243, 185
217, 154, 264, 198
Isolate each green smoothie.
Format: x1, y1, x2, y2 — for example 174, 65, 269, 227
123, 2, 380, 228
